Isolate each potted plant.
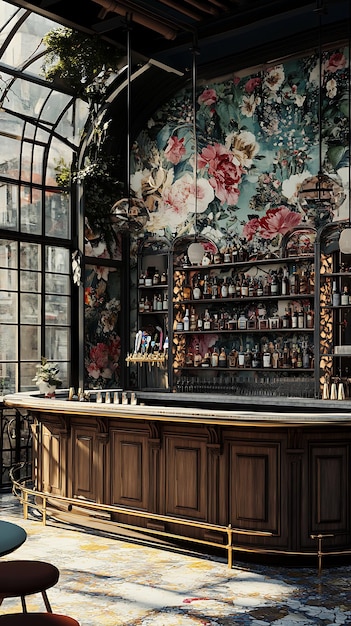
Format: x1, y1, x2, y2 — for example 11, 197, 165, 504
33, 357, 62, 397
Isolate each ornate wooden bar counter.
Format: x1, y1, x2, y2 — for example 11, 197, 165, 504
5, 391, 351, 565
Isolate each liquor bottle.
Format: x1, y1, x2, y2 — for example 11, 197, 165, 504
341, 286, 349, 306
262, 344, 271, 368
193, 344, 202, 367
238, 345, 245, 367
282, 342, 291, 368
298, 309, 304, 329
291, 344, 297, 368
252, 345, 260, 368
162, 291, 168, 310
211, 276, 219, 299
221, 278, 228, 298
192, 276, 202, 300
160, 271, 167, 284
152, 270, 160, 285
281, 267, 290, 295
272, 343, 280, 369
211, 347, 219, 367
190, 307, 197, 331
282, 307, 290, 329
291, 308, 298, 329
241, 275, 249, 297
228, 278, 236, 298
303, 345, 310, 368
289, 265, 299, 295
219, 347, 227, 367
237, 311, 247, 330
183, 308, 190, 331
203, 275, 211, 299
306, 306, 314, 329
270, 271, 279, 296
203, 308, 211, 330
332, 281, 341, 306
244, 344, 252, 368
156, 295, 162, 311
256, 277, 264, 297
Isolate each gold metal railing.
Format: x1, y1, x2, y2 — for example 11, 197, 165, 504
9, 465, 343, 573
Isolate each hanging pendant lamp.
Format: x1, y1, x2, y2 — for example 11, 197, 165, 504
110, 17, 149, 234
187, 36, 204, 266
297, 0, 345, 225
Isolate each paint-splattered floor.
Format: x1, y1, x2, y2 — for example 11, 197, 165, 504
1, 493, 351, 625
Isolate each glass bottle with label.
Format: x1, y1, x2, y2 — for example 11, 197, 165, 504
341, 286, 349, 306
183, 308, 189, 331
238, 312, 247, 330
281, 267, 290, 296
219, 347, 227, 367
332, 281, 341, 306
193, 344, 202, 367
203, 309, 211, 330
211, 347, 219, 367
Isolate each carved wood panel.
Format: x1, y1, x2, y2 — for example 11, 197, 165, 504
72, 430, 95, 500
228, 442, 280, 533
110, 430, 149, 509
41, 426, 62, 495
310, 444, 348, 532
164, 435, 207, 520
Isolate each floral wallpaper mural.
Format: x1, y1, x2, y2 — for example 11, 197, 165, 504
130, 46, 350, 253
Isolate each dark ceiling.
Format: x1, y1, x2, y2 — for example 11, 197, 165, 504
8, 0, 351, 78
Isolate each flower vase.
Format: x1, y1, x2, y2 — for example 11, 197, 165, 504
37, 381, 57, 398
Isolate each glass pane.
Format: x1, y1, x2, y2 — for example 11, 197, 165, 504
0, 362, 17, 394
5, 78, 52, 120
21, 292, 41, 324
0, 268, 18, 291
20, 326, 40, 361
45, 327, 70, 362
0, 292, 17, 322
21, 142, 36, 184
20, 270, 40, 292
0, 240, 17, 268
20, 185, 42, 234
20, 242, 40, 270
40, 91, 72, 126
0, 134, 20, 178
1, 11, 50, 70
45, 295, 69, 325
45, 246, 69, 273
0, 182, 18, 230
0, 325, 17, 359
20, 361, 39, 391
45, 192, 70, 239
46, 274, 70, 295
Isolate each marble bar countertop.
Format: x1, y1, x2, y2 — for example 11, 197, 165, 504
3, 390, 351, 427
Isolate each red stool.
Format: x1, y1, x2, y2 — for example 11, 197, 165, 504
0, 561, 59, 612
0, 615, 79, 625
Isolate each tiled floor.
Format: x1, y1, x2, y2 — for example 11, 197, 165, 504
1, 493, 351, 625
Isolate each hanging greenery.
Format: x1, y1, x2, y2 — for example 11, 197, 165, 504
41, 26, 123, 97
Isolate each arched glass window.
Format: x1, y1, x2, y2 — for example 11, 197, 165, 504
0, 1, 89, 392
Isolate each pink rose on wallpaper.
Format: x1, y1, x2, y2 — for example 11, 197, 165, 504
89, 343, 109, 370
324, 52, 347, 73
198, 143, 244, 205
244, 77, 261, 93
198, 88, 217, 106
164, 135, 186, 165
259, 206, 302, 239
243, 218, 261, 241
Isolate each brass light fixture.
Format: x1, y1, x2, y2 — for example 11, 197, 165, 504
187, 36, 204, 266
110, 17, 149, 233
297, 0, 345, 224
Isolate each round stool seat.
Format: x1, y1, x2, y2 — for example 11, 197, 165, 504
0, 615, 79, 625
0, 561, 59, 596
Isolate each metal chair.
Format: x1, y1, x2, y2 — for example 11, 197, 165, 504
0, 561, 59, 613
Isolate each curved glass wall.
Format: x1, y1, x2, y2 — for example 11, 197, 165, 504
0, 1, 89, 392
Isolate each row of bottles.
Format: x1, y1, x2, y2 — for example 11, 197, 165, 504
140, 292, 168, 312
331, 282, 351, 306
184, 340, 313, 370
185, 266, 314, 301
139, 267, 168, 286
176, 304, 314, 332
